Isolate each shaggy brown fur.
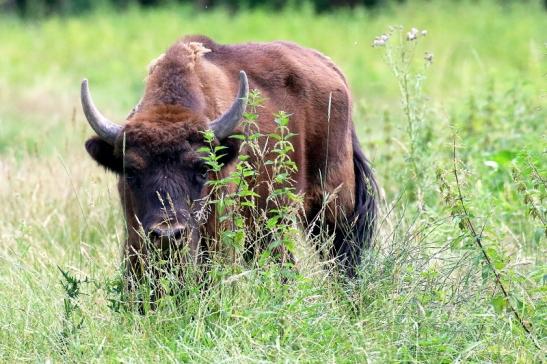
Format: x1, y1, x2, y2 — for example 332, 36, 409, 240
85, 35, 377, 282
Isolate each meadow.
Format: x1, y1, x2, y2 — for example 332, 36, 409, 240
0, 1, 545, 362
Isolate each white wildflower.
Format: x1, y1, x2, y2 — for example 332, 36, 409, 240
424, 51, 434, 64
406, 27, 419, 41
421, 29, 428, 36
372, 33, 390, 47
372, 38, 386, 47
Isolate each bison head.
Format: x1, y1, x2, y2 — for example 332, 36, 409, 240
81, 71, 248, 251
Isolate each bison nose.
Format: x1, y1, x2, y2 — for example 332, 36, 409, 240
148, 223, 186, 241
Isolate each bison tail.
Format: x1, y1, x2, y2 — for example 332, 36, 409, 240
351, 129, 378, 250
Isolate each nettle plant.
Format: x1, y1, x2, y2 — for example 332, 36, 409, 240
200, 89, 302, 269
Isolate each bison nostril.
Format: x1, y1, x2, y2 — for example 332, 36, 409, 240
147, 225, 185, 240
170, 227, 184, 240
148, 227, 164, 240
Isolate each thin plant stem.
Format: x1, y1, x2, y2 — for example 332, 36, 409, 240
451, 139, 540, 350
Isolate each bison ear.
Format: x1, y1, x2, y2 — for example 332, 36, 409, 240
218, 135, 241, 167
85, 136, 123, 174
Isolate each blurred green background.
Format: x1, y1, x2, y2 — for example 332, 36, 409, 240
1, 0, 438, 16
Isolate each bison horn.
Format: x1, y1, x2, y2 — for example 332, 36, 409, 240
210, 70, 249, 140
81, 79, 122, 145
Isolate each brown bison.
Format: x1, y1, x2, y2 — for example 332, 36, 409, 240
82, 35, 377, 282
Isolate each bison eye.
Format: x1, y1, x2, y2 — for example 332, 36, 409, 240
196, 163, 208, 182
123, 168, 136, 177
200, 166, 209, 180
123, 168, 139, 183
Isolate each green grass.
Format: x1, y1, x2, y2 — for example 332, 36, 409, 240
0, 1, 545, 362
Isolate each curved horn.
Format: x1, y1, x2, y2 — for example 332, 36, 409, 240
81, 79, 122, 145
210, 70, 249, 140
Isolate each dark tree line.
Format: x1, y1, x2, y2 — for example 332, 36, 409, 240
0, 0, 400, 16
1, 0, 544, 17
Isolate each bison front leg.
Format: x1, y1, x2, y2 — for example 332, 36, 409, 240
121, 242, 148, 313
122, 232, 207, 313
121, 240, 169, 313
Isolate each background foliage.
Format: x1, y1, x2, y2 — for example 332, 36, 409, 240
0, 0, 545, 362
2, 0, 545, 16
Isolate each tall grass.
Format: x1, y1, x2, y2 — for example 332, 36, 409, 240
0, 1, 545, 362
